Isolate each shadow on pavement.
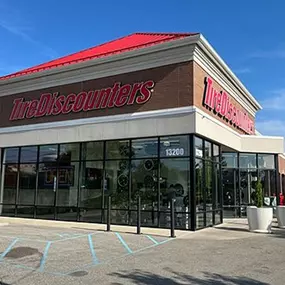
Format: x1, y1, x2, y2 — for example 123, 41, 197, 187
270, 229, 285, 239
214, 226, 250, 233
110, 270, 269, 284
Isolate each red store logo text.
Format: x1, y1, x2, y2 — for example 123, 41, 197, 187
203, 77, 254, 134
9, 80, 155, 121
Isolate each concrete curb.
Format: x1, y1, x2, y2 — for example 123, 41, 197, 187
0, 217, 191, 238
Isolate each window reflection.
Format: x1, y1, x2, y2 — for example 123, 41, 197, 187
205, 141, 212, 159
4, 148, 19, 163
131, 138, 158, 158
195, 137, 203, 158
37, 163, 56, 206
106, 140, 130, 159
240, 170, 258, 205
213, 145, 219, 162
18, 164, 37, 205
195, 158, 204, 211
239, 154, 257, 169
105, 160, 129, 224
39, 145, 58, 162
82, 141, 103, 160
205, 161, 212, 210
21, 146, 38, 163
80, 161, 103, 208
59, 143, 80, 162
213, 163, 221, 208
258, 154, 275, 169
56, 162, 79, 207
2, 164, 18, 203
260, 170, 276, 198
131, 159, 158, 211
222, 153, 238, 168
160, 158, 190, 209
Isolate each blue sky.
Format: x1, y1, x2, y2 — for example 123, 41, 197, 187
0, 0, 284, 141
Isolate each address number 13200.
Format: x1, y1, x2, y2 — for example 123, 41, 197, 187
165, 148, 185, 156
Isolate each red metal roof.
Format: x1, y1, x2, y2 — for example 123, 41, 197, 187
0, 32, 198, 81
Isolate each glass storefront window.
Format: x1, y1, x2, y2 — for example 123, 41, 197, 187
258, 154, 275, 169
205, 141, 212, 160
195, 158, 204, 211
240, 170, 258, 205
4, 148, 19, 164
106, 140, 130, 160
18, 164, 37, 205
205, 161, 212, 210
160, 158, 190, 213
56, 161, 79, 207
80, 161, 103, 208
105, 160, 129, 207
194, 137, 203, 158
222, 169, 237, 207
131, 159, 158, 211
131, 138, 158, 159
37, 163, 56, 206
82, 141, 104, 160
105, 160, 130, 225
259, 170, 276, 198
213, 144, 219, 162
160, 136, 189, 158
20, 146, 38, 163
0, 135, 222, 230
59, 143, 80, 162
39, 145, 58, 162
222, 153, 238, 168
213, 163, 221, 209
239, 153, 257, 169
2, 164, 18, 204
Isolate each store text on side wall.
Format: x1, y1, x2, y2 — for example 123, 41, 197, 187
9, 80, 155, 121
202, 77, 254, 134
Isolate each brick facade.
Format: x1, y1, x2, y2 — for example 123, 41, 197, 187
0, 62, 193, 128
193, 62, 255, 135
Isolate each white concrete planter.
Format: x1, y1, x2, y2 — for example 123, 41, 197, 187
247, 206, 273, 233
276, 206, 285, 228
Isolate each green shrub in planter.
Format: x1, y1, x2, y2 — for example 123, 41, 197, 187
256, 179, 263, 208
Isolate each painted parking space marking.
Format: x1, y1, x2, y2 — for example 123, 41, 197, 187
44, 236, 95, 274
146, 235, 159, 245
39, 241, 52, 272
88, 234, 99, 265
115, 232, 133, 254
0, 225, 174, 277
0, 238, 19, 261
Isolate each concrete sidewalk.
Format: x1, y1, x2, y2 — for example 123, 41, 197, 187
0, 216, 191, 238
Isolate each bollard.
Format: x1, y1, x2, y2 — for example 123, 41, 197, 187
170, 198, 176, 238
107, 196, 111, 231
137, 196, 141, 235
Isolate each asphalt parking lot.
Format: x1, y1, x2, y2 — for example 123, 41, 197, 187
0, 223, 171, 277
0, 219, 285, 285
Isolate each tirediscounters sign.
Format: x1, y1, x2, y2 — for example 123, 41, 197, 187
203, 77, 254, 134
9, 80, 155, 121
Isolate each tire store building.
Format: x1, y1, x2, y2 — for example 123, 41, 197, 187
0, 32, 284, 230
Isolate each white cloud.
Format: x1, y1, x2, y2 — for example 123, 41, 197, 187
256, 119, 285, 136
249, 49, 285, 59
234, 67, 251, 74
0, 6, 57, 60
261, 90, 285, 110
